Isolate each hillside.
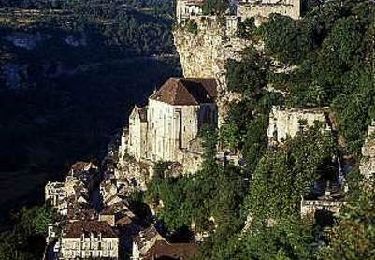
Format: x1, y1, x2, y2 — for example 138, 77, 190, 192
0, 0, 374, 259
0, 0, 179, 222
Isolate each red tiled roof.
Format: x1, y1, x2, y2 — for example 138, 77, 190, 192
150, 78, 217, 106
64, 221, 118, 238
146, 240, 198, 260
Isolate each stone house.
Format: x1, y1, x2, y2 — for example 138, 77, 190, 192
176, 0, 205, 23
45, 181, 66, 208
60, 221, 119, 259
127, 77, 218, 164
132, 225, 197, 260
45, 161, 98, 216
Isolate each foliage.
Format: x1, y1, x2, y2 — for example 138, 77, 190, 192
216, 218, 315, 260
319, 182, 375, 259
147, 127, 247, 233
226, 47, 269, 96
263, 0, 374, 153
237, 17, 257, 39
245, 125, 336, 222
259, 14, 313, 65
183, 19, 198, 35
0, 205, 53, 259
202, 0, 229, 16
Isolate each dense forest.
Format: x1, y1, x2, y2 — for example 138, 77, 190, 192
146, 0, 374, 259
0, 1, 179, 258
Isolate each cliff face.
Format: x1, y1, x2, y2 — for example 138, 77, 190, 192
360, 123, 375, 189
174, 17, 248, 90
173, 16, 250, 123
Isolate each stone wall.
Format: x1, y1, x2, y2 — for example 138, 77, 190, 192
300, 198, 344, 218
359, 123, 375, 187
267, 106, 330, 144
237, 0, 301, 25
238, 3, 300, 24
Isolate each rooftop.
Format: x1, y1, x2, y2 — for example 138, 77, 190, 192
145, 240, 197, 260
64, 221, 118, 238
150, 78, 217, 106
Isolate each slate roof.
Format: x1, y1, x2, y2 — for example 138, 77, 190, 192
150, 78, 217, 106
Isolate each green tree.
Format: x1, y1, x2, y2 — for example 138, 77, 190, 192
226, 47, 269, 96
202, 0, 229, 15
245, 124, 336, 222
319, 174, 375, 259
260, 14, 312, 64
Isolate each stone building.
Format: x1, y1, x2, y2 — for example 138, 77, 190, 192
267, 106, 330, 144
127, 77, 218, 164
45, 181, 66, 208
45, 161, 98, 216
237, 0, 301, 24
300, 186, 346, 225
176, 0, 205, 23
176, 0, 301, 25
132, 226, 197, 260
60, 221, 119, 259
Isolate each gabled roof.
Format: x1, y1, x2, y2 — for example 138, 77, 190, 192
150, 78, 217, 106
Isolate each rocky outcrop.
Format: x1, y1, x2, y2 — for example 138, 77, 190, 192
174, 16, 249, 124
359, 123, 375, 190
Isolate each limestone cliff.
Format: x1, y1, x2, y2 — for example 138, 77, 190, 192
359, 123, 375, 190
173, 16, 250, 123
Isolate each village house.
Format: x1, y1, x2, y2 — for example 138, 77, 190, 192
126, 77, 218, 165
132, 225, 197, 260
45, 162, 98, 216
176, 0, 205, 23
300, 183, 346, 226
59, 221, 119, 259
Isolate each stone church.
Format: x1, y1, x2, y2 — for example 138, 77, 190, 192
126, 77, 218, 166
